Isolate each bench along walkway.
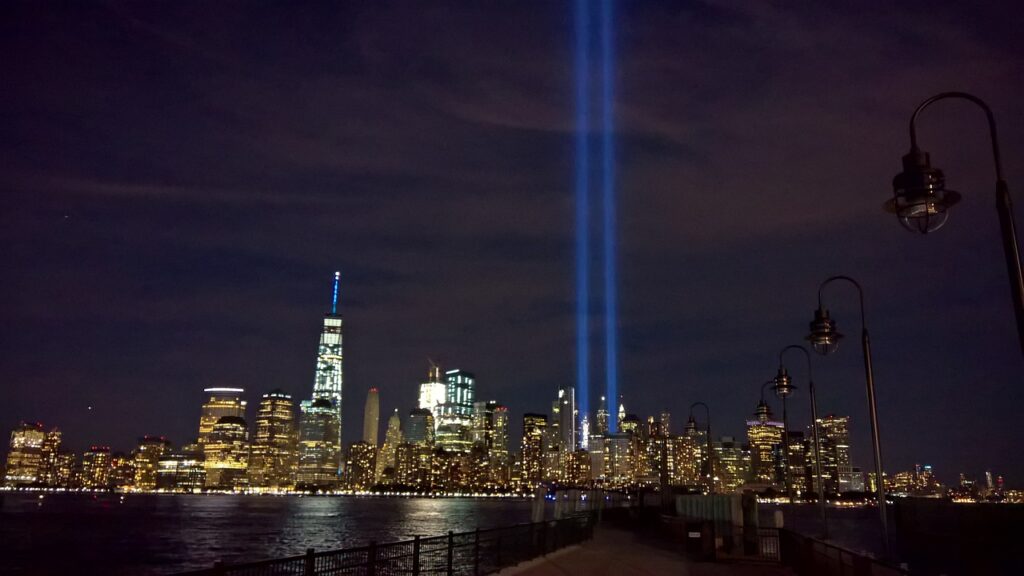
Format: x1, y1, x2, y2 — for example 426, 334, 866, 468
496, 525, 794, 576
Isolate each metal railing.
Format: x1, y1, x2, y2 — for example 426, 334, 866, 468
778, 529, 914, 576
177, 513, 596, 576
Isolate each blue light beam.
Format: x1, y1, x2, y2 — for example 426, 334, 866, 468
601, 0, 618, 433
574, 0, 591, 437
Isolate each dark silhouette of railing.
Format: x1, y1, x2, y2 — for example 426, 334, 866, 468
176, 513, 596, 576
778, 528, 914, 576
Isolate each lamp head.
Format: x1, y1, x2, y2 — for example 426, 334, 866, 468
685, 416, 697, 434
886, 148, 961, 234
807, 307, 842, 355
773, 367, 795, 399
755, 399, 772, 423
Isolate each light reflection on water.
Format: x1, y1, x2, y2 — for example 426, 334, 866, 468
0, 494, 538, 575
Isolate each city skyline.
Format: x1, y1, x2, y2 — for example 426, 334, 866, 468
2, 1, 1023, 487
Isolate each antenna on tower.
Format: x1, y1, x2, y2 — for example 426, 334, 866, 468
331, 271, 340, 314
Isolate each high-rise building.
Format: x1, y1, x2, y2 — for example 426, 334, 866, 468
375, 409, 403, 483
363, 388, 380, 446
248, 390, 298, 491
595, 396, 609, 435
39, 428, 63, 487
197, 388, 246, 445
156, 447, 205, 492
109, 452, 136, 488
301, 272, 345, 457
133, 435, 171, 491
406, 408, 435, 447
659, 410, 672, 436
774, 431, 807, 497
439, 369, 475, 428
746, 402, 784, 487
417, 363, 446, 430
81, 446, 112, 489
433, 369, 475, 453
521, 414, 547, 487
713, 436, 750, 493
4, 422, 46, 487
816, 415, 853, 494
345, 441, 377, 490
603, 433, 634, 488
558, 388, 577, 451
203, 416, 249, 490
296, 398, 341, 491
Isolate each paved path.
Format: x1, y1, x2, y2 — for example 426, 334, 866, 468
495, 526, 794, 576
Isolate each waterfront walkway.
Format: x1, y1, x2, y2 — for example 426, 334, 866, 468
496, 525, 794, 576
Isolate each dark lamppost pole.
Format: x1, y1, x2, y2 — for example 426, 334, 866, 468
776, 344, 828, 538
887, 91, 1024, 356
770, 369, 794, 502
688, 402, 713, 495
807, 275, 887, 554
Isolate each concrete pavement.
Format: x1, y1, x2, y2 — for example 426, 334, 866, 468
495, 526, 794, 576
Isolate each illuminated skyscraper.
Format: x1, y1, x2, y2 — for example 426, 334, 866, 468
345, 441, 377, 490
363, 388, 380, 446
559, 387, 577, 451
301, 271, 344, 455
204, 416, 249, 490
3, 422, 46, 487
603, 433, 634, 488
521, 413, 547, 487
157, 447, 205, 492
82, 446, 112, 489
595, 396, 609, 435
712, 436, 750, 493
746, 402, 783, 486
406, 408, 435, 447
375, 409, 403, 483
38, 428, 63, 487
197, 388, 246, 445
442, 369, 475, 425
248, 390, 297, 491
133, 436, 171, 491
296, 398, 341, 491
435, 369, 475, 453
418, 362, 446, 430
816, 414, 853, 494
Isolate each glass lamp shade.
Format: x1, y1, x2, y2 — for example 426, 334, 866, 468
807, 307, 842, 355
887, 149, 961, 234
773, 368, 795, 399
685, 417, 697, 434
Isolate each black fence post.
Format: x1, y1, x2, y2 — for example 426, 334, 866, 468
446, 530, 454, 576
367, 541, 377, 576
473, 528, 481, 576
304, 548, 315, 576
412, 536, 421, 576
212, 560, 225, 576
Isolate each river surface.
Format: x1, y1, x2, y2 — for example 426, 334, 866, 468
0, 493, 539, 575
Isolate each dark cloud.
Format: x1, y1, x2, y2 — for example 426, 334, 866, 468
1, 0, 1023, 485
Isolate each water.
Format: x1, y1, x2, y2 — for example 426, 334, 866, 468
0, 494, 538, 575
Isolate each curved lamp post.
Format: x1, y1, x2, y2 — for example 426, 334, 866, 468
886, 91, 1024, 356
770, 368, 795, 502
807, 275, 888, 554
687, 402, 714, 494
776, 344, 828, 538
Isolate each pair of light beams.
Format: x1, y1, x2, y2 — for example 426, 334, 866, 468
576, 0, 617, 434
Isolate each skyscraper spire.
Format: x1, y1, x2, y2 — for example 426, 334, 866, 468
331, 271, 340, 315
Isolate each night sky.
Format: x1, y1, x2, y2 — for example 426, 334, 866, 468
2, 1, 1022, 486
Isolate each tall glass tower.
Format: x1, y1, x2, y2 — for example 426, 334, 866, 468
304, 272, 344, 448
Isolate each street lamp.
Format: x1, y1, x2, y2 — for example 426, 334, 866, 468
770, 367, 795, 502
887, 91, 1024, 356
777, 344, 828, 538
688, 402, 714, 495
806, 275, 888, 554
